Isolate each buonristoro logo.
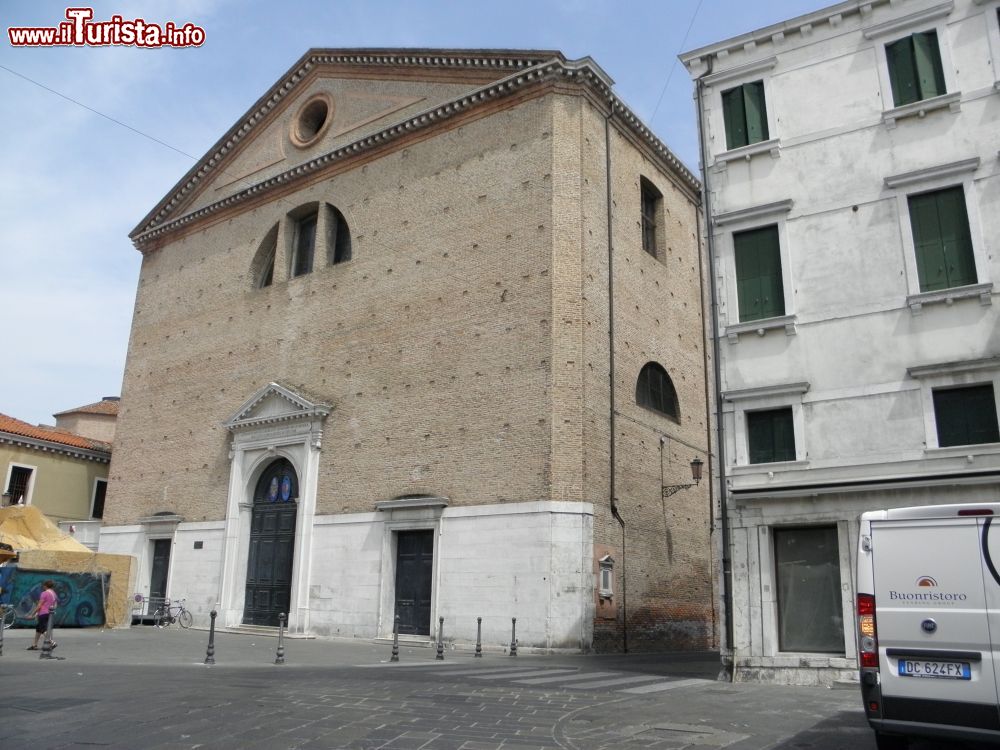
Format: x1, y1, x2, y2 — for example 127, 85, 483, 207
888, 576, 969, 604
8, 8, 205, 48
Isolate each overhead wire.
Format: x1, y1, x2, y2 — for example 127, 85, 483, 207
649, 0, 704, 124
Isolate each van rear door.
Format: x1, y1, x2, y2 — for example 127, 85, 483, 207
980, 517, 1000, 714
872, 516, 999, 720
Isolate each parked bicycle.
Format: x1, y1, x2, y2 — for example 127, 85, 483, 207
152, 598, 193, 629
1, 603, 15, 630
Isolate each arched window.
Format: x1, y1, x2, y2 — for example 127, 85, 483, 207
251, 202, 352, 289
251, 223, 278, 289
636, 362, 679, 420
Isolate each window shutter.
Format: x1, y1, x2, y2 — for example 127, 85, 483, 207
935, 385, 1000, 447
935, 186, 977, 288
747, 411, 775, 464
735, 230, 763, 321
887, 37, 918, 106
967, 386, 1000, 445
909, 192, 948, 292
735, 225, 783, 321
722, 87, 748, 150
772, 409, 796, 462
913, 31, 946, 100
743, 81, 769, 145
747, 407, 795, 464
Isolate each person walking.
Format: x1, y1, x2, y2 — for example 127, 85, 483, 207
26, 580, 57, 651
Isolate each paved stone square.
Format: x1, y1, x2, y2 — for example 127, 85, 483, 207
0, 626, 980, 749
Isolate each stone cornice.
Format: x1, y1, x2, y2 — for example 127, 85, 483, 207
907, 355, 1000, 379
713, 198, 793, 227
884, 156, 980, 188
131, 50, 697, 247
0, 432, 110, 463
681, 0, 892, 71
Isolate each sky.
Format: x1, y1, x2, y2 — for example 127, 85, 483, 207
0, 0, 823, 428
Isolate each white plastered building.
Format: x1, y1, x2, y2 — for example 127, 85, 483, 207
682, 0, 1000, 683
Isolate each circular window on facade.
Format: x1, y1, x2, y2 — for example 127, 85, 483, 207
290, 93, 333, 148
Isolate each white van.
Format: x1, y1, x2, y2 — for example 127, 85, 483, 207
857, 503, 1000, 749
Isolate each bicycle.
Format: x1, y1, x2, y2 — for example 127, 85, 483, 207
152, 598, 193, 629
1, 602, 15, 630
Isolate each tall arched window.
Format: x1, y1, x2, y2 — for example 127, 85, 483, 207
636, 362, 679, 420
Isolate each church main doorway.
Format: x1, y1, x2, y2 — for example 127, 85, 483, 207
243, 458, 297, 626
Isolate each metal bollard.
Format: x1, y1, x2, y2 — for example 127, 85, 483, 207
204, 609, 217, 665
475, 616, 482, 658
275, 612, 286, 665
390, 614, 400, 662
510, 617, 517, 657
436, 616, 444, 660
39, 609, 56, 660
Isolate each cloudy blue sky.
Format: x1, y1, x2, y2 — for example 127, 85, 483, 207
1, 0, 821, 428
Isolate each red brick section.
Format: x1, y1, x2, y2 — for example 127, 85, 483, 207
0, 412, 111, 453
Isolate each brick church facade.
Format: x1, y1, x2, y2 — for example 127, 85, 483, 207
101, 49, 715, 652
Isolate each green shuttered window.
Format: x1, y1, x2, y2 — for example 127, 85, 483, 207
747, 407, 796, 464
933, 385, 1000, 447
734, 224, 784, 322
908, 186, 977, 292
886, 31, 946, 107
722, 80, 769, 150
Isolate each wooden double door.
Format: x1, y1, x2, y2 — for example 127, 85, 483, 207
243, 459, 297, 627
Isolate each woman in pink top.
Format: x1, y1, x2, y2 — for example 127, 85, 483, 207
27, 580, 57, 650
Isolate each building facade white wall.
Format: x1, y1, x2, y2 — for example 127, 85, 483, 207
683, 0, 1000, 683
100, 501, 594, 649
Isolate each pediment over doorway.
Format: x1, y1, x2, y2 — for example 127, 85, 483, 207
225, 382, 331, 432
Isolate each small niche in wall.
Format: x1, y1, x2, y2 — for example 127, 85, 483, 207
598, 555, 614, 599
193, 541, 204, 550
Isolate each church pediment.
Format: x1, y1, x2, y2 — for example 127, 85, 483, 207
183, 81, 437, 216
225, 382, 331, 432
130, 49, 570, 244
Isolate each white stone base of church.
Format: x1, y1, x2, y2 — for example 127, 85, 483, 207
99, 500, 595, 651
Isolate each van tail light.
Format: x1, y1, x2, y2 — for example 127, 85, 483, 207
858, 593, 879, 669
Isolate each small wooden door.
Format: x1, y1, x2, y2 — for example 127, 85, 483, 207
149, 539, 171, 615
244, 459, 298, 627
394, 530, 434, 636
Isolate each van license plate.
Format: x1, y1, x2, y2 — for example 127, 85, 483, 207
898, 660, 971, 679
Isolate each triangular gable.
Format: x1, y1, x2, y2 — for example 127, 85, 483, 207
225, 382, 331, 432
131, 48, 568, 242
131, 48, 701, 251
187, 81, 434, 215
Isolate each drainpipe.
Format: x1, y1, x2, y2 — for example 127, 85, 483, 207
695, 61, 734, 665
605, 95, 627, 654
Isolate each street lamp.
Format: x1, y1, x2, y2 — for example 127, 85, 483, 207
661, 457, 705, 498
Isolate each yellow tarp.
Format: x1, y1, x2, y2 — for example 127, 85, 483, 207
0, 505, 92, 553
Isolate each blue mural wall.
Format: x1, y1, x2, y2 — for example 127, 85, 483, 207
0, 569, 108, 628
